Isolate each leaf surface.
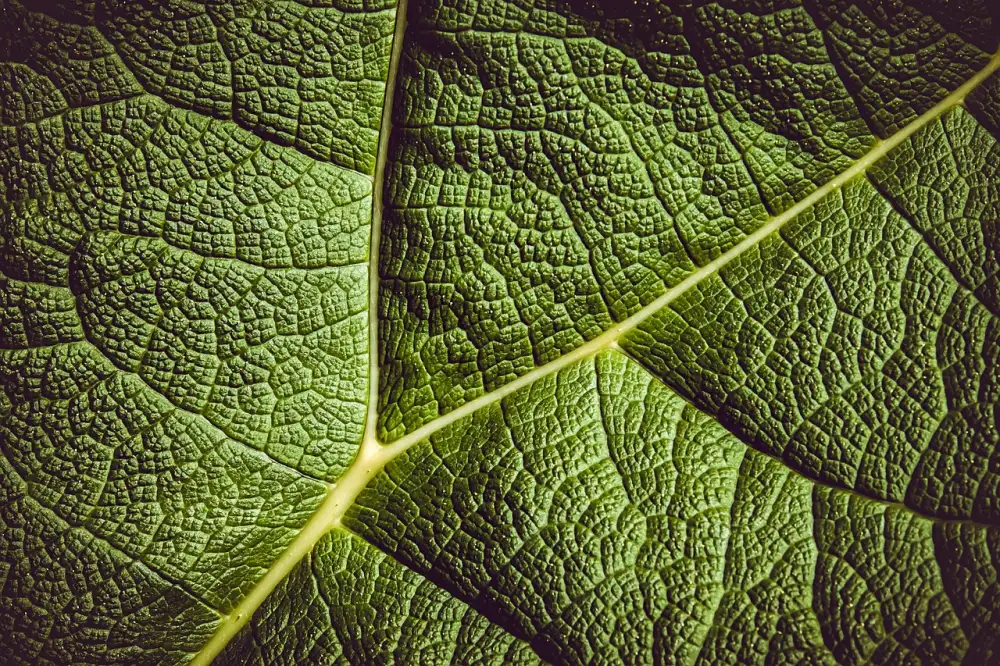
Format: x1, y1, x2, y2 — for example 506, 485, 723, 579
1, 0, 999, 664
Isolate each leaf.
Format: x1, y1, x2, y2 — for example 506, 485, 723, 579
1, 0, 999, 664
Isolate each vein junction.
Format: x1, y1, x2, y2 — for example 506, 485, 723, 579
187, 39, 1000, 666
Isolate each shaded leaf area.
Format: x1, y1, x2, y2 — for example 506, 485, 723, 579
965, 70, 1000, 139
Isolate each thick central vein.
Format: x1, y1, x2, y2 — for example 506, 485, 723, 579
188, 44, 1000, 666
187, 0, 410, 662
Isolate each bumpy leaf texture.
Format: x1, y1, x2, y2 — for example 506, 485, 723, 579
1, 0, 999, 664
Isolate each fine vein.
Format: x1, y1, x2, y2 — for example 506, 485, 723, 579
188, 44, 1000, 666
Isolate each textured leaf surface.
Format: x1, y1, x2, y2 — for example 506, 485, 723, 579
374, 0, 998, 441
1, 0, 999, 665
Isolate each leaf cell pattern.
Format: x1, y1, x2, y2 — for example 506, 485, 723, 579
1, 0, 999, 665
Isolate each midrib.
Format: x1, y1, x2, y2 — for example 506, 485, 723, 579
188, 41, 1000, 665
188, 0, 410, 660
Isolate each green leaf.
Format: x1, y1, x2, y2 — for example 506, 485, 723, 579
1, 0, 999, 664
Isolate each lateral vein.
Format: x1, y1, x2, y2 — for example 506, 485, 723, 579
384, 47, 1000, 457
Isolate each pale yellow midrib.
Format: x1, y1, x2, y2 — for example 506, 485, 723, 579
188, 48, 1000, 666
187, 0, 410, 661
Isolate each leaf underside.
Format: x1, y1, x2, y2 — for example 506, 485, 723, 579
1, 0, 999, 665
